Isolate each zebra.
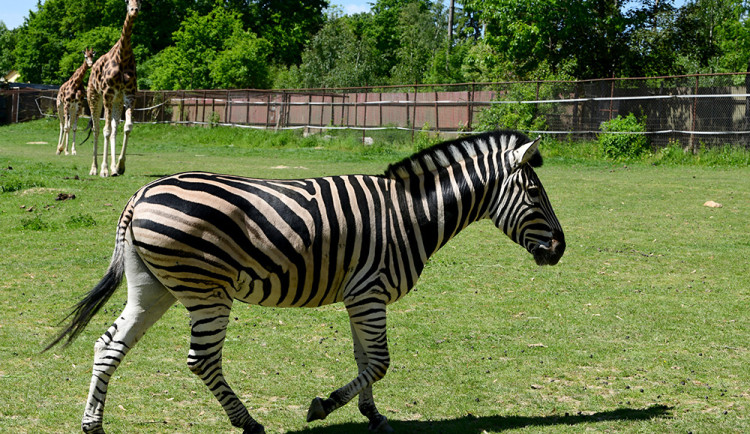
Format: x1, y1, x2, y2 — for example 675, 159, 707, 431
45, 130, 565, 433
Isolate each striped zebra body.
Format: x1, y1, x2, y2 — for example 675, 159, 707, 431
129, 172, 416, 308
47, 130, 565, 433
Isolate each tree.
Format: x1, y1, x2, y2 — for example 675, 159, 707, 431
245, 0, 329, 66
390, 1, 447, 84
147, 6, 272, 90
210, 31, 273, 89
13, 0, 66, 83
672, 0, 738, 73
625, 0, 682, 77
714, 1, 750, 73
0, 22, 17, 77
297, 13, 381, 88
461, 0, 630, 79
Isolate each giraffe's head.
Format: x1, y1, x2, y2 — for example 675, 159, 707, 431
83, 48, 96, 67
126, 0, 141, 17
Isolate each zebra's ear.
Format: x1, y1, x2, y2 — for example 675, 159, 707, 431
509, 136, 541, 169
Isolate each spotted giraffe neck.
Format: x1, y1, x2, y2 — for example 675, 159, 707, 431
117, 12, 137, 58
70, 59, 91, 85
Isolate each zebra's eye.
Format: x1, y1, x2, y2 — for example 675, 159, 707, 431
528, 186, 540, 200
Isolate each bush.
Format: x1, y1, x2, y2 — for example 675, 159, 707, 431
477, 83, 548, 132
598, 114, 650, 160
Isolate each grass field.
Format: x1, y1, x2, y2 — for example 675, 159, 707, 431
1, 119, 748, 433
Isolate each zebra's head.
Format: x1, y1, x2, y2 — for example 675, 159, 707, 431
490, 135, 565, 266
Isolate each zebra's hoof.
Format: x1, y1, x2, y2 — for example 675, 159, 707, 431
81, 422, 105, 434
369, 414, 394, 433
242, 421, 265, 434
306, 397, 327, 422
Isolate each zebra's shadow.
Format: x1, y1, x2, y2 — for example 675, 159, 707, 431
290, 404, 672, 433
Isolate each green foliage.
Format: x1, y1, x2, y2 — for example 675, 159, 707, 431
9, 0, 750, 89
245, 0, 328, 66
148, 7, 241, 90
209, 31, 273, 89
12, 1, 65, 84
0, 22, 17, 76
297, 13, 381, 88
476, 79, 572, 132
0, 167, 46, 193
58, 27, 119, 79
389, 2, 446, 85
148, 6, 272, 90
67, 213, 97, 229
20, 214, 51, 231
413, 123, 443, 152
598, 114, 650, 160
651, 140, 750, 166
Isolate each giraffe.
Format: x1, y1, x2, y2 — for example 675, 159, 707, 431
87, 0, 140, 177
56, 48, 96, 156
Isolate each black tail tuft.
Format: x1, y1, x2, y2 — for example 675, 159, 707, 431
78, 118, 94, 147
43, 242, 125, 352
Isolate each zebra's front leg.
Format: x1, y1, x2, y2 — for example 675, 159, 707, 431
307, 299, 391, 431
186, 305, 265, 434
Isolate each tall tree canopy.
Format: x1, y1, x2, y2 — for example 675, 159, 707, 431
6, 0, 750, 88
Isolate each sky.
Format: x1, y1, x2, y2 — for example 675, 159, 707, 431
0, 1, 374, 30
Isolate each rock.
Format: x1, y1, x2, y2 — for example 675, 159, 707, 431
703, 200, 722, 208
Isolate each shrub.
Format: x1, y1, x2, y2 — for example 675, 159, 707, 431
477, 84, 548, 132
21, 214, 51, 231
598, 114, 650, 160
67, 214, 97, 229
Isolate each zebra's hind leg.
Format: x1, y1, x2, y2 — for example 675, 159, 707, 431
82, 240, 176, 433
307, 298, 391, 431
351, 322, 394, 432
186, 303, 264, 433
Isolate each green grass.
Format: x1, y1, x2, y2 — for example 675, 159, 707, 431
1, 119, 749, 433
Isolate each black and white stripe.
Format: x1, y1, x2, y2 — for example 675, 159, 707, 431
47, 130, 565, 433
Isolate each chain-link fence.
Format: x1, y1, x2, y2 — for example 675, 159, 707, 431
4, 73, 750, 149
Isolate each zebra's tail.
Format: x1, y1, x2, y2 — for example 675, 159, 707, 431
43, 198, 135, 352
78, 118, 94, 147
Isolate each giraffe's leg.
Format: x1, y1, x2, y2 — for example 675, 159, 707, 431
81, 235, 176, 433
99, 100, 113, 177
69, 102, 79, 155
307, 297, 391, 432
89, 96, 102, 176
56, 99, 66, 155
116, 95, 134, 176
186, 303, 265, 433
108, 101, 123, 176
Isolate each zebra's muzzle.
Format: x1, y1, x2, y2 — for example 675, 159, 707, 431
531, 230, 565, 266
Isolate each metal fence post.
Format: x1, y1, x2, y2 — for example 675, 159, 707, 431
690, 75, 699, 153
363, 87, 368, 143
411, 83, 418, 142
434, 89, 439, 133
468, 83, 474, 131
246, 90, 250, 126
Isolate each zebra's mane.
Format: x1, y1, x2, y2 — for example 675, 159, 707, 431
384, 130, 542, 179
